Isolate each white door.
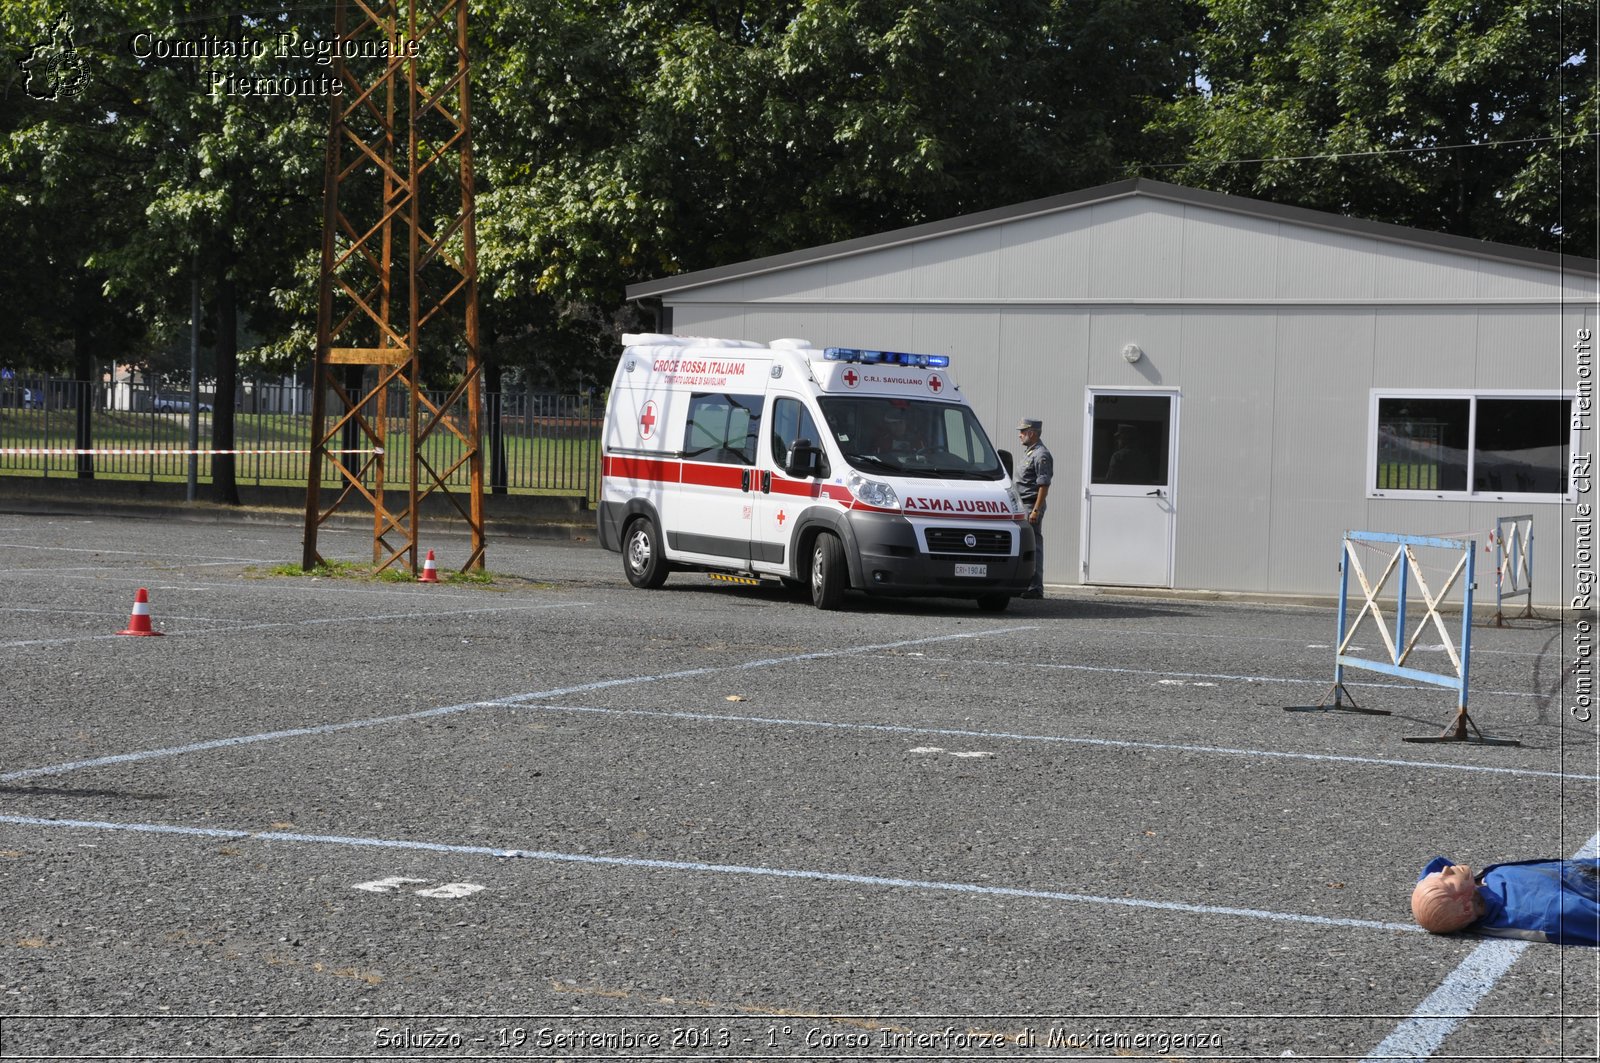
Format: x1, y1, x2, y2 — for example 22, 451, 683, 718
669, 391, 760, 564
1080, 390, 1179, 587
749, 394, 827, 573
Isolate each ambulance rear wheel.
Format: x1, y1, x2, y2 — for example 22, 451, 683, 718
810, 533, 846, 610
623, 516, 669, 589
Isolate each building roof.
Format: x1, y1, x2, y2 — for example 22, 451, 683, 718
626, 177, 1597, 300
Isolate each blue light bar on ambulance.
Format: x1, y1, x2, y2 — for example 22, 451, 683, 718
823, 347, 950, 370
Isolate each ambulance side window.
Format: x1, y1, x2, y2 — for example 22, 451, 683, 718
684, 392, 762, 465
770, 397, 827, 476
941, 407, 981, 463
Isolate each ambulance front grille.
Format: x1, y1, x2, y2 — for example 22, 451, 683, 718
924, 528, 1012, 556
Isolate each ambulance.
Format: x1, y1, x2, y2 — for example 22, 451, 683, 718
597, 334, 1036, 610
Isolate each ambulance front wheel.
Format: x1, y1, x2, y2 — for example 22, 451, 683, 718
623, 516, 669, 589
810, 533, 846, 610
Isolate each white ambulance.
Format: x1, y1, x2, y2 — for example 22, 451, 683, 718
597, 334, 1036, 610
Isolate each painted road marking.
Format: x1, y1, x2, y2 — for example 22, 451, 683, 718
0, 814, 1423, 936
5, 671, 1579, 788
1089, 624, 1538, 659
509, 703, 1598, 783
0, 541, 280, 563
932, 654, 1562, 703
353, 876, 485, 899
0, 627, 1034, 782
1357, 831, 1600, 1062
416, 882, 486, 899
0, 601, 593, 650
0, 701, 490, 781
352, 876, 428, 893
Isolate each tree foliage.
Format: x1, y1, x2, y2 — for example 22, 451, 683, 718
0, 1, 146, 377
1156, 0, 1596, 257
1, 0, 1590, 435
2, 1, 332, 499
473, 0, 1195, 382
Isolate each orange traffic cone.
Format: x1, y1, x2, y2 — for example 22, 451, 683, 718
118, 587, 164, 636
419, 550, 440, 583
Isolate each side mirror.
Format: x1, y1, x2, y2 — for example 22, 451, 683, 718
998, 449, 1014, 477
786, 438, 825, 479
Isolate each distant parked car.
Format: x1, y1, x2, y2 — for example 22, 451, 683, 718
154, 397, 213, 412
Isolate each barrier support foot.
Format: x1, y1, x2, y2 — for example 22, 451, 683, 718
1403, 709, 1520, 746
1492, 604, 1545, 628
1284, 682, 1390, 716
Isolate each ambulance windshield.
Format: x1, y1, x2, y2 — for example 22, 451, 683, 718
818, 397, 1005, 479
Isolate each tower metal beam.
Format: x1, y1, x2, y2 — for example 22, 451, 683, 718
303, 0, 485, 574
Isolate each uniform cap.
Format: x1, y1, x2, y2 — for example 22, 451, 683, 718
1017, 418, 1042, 433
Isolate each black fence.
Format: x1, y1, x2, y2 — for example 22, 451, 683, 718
0, 378, 602, 502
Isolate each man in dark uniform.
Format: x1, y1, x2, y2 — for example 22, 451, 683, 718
1015, 417, 1052, 599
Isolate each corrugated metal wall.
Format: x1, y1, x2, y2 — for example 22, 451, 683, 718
662, 197, 1594, 604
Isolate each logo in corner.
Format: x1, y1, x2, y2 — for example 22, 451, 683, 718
21, 17, 88, 101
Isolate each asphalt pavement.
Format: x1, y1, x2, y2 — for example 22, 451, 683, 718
0, 508, 1595, 1061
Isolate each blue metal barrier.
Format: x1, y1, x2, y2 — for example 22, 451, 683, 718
1288, 530, 1517, 745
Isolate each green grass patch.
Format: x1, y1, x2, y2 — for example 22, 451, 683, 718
257, 558, 511, 586
0, 407, 599, 495
260, 559, 372, 579
1376, 462, 1440, 490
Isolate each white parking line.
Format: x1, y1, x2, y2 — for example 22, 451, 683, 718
501, 703, 1599, 782
0, 813, 1424, 936
0, 627, 1033, 780
934, 654, 1565, 703
1358, 832, 1600, 1062
0, 601, 593, 650
1, 562, 263, 575
0, 541, 275, 563
1096, 624, 1550, 659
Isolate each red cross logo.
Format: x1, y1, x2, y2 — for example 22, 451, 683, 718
927, 375, 943, 394
639, 400, 658, 440
842, 369, 859, 388
776, 510, 787, 526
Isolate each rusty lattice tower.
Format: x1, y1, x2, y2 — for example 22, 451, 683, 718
303, 0, 485, 574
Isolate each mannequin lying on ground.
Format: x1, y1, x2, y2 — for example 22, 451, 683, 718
1411, 857, 1600, 945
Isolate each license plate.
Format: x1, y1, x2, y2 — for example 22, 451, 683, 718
953, 563, 987, 578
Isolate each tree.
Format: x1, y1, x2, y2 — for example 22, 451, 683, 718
1, 3, 150, 476
472, 0, 1197, 384
2, 1, 329, 500
1153, 0, 1596, 257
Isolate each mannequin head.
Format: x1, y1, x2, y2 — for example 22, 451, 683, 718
1411, 862, 1485, 933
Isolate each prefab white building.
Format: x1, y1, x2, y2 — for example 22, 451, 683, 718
626, 179, 1597, 606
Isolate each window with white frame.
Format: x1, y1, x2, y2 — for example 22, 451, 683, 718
1369, 391, 1574, 500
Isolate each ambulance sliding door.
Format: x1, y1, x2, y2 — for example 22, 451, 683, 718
669, 392, 762, 563
750, 395, 827, 573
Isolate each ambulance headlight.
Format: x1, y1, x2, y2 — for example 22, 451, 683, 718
1007, 485, 1024, 513
847, 472, 900, 510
